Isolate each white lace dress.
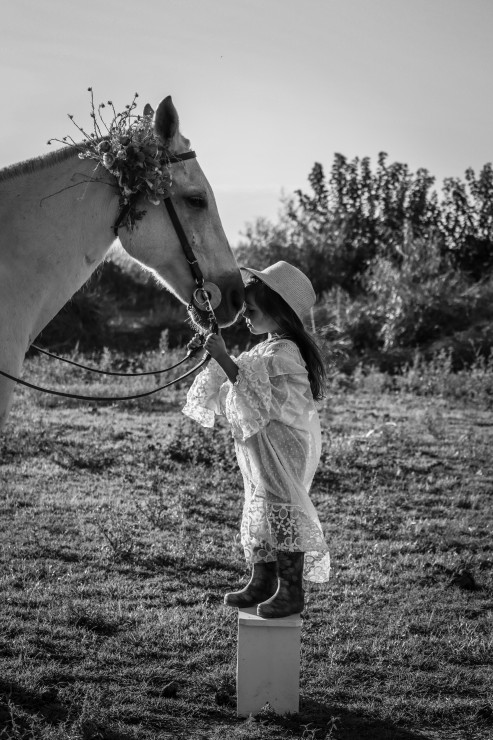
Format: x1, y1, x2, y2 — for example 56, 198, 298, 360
182, 338, 330, 583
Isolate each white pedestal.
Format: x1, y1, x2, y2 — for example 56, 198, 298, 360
236, 606, 302, 717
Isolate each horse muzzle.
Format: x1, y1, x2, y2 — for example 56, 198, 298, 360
188, 277, 244, 331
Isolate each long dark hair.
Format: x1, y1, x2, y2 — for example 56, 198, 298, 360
245, 277, 326, 400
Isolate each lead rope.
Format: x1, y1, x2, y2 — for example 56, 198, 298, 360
0, 292, 218, 402
0, 299, 218, 402
29, 343, 195, 377
0, 352, 209, 402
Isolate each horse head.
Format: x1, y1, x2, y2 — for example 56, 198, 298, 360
117, 96, 244, 329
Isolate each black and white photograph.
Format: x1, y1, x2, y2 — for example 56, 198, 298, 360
1, 2, 492, 739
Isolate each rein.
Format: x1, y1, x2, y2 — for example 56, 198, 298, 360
0, 149, 219, 402
29, 344, 194, 377
0, 355, 209, 402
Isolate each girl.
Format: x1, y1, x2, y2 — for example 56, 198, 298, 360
183, 261, 330, 618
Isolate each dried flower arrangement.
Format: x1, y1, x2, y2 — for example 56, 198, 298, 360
47, 88, 173, 227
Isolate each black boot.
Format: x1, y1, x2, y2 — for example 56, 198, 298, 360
257, 552, 304, 618
224, 560, 278, 608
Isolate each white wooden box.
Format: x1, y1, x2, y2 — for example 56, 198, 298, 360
236, 606, 302, 716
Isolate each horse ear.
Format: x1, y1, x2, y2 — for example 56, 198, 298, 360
143, 103, 154, 117
153, 96, 180, 146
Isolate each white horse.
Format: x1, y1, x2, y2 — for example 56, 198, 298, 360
0, 95, 244, 430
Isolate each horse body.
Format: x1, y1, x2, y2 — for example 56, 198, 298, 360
0, 96, 244, 430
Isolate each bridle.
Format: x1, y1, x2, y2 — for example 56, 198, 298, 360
112, 149, 220, 331
0, 150, 222, 402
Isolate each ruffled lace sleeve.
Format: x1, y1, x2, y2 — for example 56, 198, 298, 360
182, 360, 228, 428
225, 353, 272, 441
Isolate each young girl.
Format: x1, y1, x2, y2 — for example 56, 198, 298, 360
183, 261, 330, 618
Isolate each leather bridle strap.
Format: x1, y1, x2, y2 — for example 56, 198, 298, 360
166, 150, 197, 165
112, 149, 200, 286
112, 148, 216, 325
162, 195, 204, 286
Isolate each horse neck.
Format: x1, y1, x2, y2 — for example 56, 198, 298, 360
0, 150, 120, 338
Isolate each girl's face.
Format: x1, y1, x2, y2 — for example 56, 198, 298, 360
243, 288, 280, 335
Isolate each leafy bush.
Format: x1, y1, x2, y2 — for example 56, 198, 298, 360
237, 153, 493, 368
358, 238, 480, 350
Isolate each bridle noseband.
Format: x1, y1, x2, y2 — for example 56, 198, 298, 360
0, 149, 223, 402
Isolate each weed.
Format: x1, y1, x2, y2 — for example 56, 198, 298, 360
95, 512, 138, 562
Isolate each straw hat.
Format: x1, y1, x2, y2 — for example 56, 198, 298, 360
240, 261, 316, 321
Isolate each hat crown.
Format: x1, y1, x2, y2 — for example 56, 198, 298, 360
240, 261, 316, 321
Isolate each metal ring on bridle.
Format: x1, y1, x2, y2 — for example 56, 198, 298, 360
193, 281, 222, 310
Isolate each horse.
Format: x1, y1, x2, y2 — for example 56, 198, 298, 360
0, 94, 244, 431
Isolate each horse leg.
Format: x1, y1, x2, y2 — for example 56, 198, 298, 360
0, 339, 26, 433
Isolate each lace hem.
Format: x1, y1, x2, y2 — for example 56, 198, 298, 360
241, 501, 330, 583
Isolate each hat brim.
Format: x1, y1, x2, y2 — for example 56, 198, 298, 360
240, 266, 266, 282
240, 266, 282, 294
240, 266, 304, 320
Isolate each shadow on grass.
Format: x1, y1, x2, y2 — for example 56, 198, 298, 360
67, 604, 122, 636
0, 677, 68, 726
177, 697, 432, 740
77, 717, 138, 740
0, 678, 141, 740
296, 698, 432, 740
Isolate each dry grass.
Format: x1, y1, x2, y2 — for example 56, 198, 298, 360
0, 350, 492, 739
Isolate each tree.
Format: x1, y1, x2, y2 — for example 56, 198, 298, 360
237, 153, 493, 299
238, 153, 442, 295
440, 163, 493, 278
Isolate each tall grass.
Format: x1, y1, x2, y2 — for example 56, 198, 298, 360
341, 350, 493, 408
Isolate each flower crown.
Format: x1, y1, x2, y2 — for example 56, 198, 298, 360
47, 88, 174, 228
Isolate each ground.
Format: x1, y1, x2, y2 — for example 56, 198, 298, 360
0, 352, 492, 739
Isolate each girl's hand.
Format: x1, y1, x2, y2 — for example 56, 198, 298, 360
187, 333, 204, 353
204, 331, 239, 383
203, 332, 228, 360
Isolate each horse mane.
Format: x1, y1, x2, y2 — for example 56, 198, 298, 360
0, 146, 79, 183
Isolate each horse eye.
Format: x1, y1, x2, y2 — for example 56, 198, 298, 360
186, 195, 207, 209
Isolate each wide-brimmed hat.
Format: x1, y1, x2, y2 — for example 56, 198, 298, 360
240, 261, 316, 321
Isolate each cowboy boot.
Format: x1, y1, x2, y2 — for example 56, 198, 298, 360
224, 560, 278, 608
257, 552, 304, 618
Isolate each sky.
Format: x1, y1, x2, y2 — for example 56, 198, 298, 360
1, 0, 493, 245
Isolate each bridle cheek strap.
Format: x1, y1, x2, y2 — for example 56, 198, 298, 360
111, 149, 219, 331
163, 196, 204, 287
112, 149, 205, 289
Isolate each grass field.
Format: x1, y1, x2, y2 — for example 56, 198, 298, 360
1, 349, 492, 740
